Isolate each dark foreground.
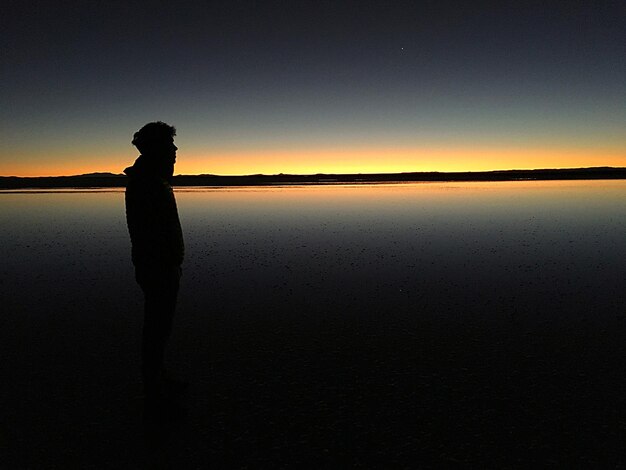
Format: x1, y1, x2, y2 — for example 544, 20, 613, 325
3, 282, 626, 468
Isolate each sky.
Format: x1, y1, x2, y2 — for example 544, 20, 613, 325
2, 0, 625, 176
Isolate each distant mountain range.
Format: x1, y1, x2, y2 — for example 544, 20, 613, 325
1, 167, 626, 189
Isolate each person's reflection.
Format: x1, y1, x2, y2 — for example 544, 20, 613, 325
124, 121, 188, 414
142, 407, 182, 469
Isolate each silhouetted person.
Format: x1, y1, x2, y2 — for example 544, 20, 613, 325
124, 121, 186, 408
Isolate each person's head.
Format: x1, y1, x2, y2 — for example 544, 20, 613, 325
132, 121, 178, 166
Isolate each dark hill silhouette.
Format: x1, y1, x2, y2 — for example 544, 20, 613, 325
76, 172, 123, 177
1, 167, 626, 189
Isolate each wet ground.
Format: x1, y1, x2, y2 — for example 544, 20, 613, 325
3, 288, 626, 467
2, 182, 626, 467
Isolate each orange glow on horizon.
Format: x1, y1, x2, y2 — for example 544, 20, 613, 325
2, 145, 625, 177
176, 145, 626, 176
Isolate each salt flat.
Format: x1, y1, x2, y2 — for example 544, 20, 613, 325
2, 181, 626, 466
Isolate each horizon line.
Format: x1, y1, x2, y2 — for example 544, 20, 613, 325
2, 166, 626, 179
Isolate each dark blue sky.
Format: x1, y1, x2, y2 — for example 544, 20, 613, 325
2, 0, 625, 175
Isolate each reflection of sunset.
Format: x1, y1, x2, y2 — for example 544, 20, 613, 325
178, 180, 626, 212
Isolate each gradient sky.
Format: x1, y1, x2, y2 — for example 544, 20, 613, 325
2, 0, 625, 176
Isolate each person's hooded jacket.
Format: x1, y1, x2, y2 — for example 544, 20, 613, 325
124, 155, 184, 268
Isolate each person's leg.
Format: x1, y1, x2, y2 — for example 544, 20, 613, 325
136, 266, 180, 397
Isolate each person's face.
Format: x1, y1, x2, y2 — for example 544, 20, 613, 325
159, 137, 178, 165
144, 137, 177, 177
161, 138, 177, 177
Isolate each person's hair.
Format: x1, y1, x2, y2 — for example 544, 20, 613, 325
132, 121, 176, 154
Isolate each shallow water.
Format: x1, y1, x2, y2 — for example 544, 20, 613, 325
1, 180, 626, 318
3, 180, 626, 467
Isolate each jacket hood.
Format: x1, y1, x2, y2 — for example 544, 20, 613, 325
124, 155, 166, 180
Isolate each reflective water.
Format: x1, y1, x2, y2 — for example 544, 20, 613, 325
3, 181, 626, 467
1, 181, 626, 318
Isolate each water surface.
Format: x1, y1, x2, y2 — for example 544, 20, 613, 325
2, 180, 626, 318
3, 180, 626, 467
